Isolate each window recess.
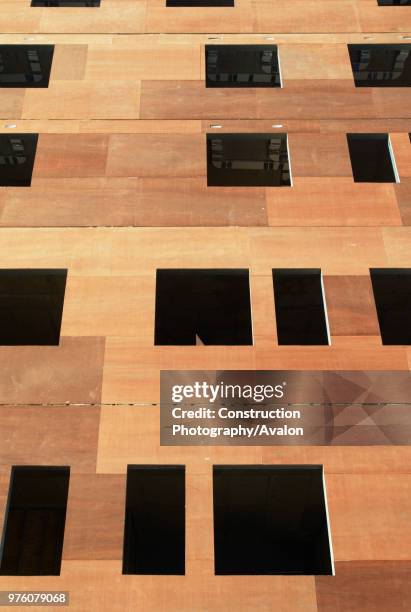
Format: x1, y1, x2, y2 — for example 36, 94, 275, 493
122, 466, 185, 575
206, 45, 281, 88
155, 269, 253, 346
0, 133, 38, 187
207, 133, 291, 187
0, 467, 70, 576
370, 268, 411, 345
213, 465, 334, 575
348, 44, 411, 87
273, 269, 330, 346
167, 1, 234, 6
0, 45, 54, 88
347, 133, 399, 183
0, 269, 67, 346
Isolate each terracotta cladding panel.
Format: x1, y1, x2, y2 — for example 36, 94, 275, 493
316, 561, 411, 612
0, 0, 410, 609
0, 406, 100, 473
323, 275, 380, 337
0, 337, 105, 405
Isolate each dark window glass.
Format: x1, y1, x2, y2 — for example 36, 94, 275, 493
348, 44, 411, 87
155, 269, 253, 346
377, 1, 411, 5
0, 269, 67, 346
167, 1, 234, 6
207, 133, 291, 187
370, 269, 411, 345
346, 133, 397, 183
213, 465, 333, 575
31, 1, 100, 5
123, 466, 185, 575
273, 269, 329, 345
0, 134, 38, 187
0, 467, 70, 576
206, 45, 281, 88
0, 45, 54, 88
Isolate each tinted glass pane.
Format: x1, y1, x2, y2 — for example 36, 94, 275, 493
123, 466, 185, 575
155, 269, 253, 346
0, 134, 38, 187
0, 269, 67, 345
213, 466, 333, 575
347, 134, 397, 183
206, 45, 280, 88
32, 1, 100, 5
377, 1, 411, 5
207, 133, 291, 187
370, 269, 411, 344
0, 467, 70, 576
348, 44, 411, 87
273, 269, 329, 345
167, 1, 234, 6
0, 45, 54, 88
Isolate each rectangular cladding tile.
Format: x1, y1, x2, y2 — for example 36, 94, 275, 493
62, 474, 125, 561
316, 561, 411, 612
0, 406, 100, 473
323, 275, 380, 336
0, 336, 105, 404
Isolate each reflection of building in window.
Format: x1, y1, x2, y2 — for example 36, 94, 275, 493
0, 45, 54, 88
206, 45, 281, 88
0, 49, 42, 83
0, 134, 39, 187
207, 133, 291, 186
348, 44, 411, 86
0, 138, 27, 167
31, 1, 101, 6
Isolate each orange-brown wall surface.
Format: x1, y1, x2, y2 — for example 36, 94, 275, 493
0, 1, 410, 611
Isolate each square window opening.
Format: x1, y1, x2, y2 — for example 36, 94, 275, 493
347, 133, 399, 183
213, 465, 334, 575
0, 269, 67, 346
155, 269, 253, 346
